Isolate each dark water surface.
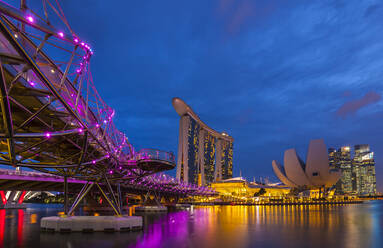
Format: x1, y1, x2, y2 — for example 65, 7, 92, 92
1, 201, 383, 248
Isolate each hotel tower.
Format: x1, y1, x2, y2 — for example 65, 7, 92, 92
172, 98, 234, 185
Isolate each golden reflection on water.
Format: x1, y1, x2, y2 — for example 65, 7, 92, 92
190, 204, 376, 248
57, 211, 65, 217
1, 204, 379, 248
127, 206, 134, 216
30, 214, 37, 224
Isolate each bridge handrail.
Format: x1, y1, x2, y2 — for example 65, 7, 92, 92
135, 149, 175, 164
0, 169, 60, 178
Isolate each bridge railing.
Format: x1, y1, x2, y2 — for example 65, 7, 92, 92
0, 169, 60, 178
135, 149, 175, 164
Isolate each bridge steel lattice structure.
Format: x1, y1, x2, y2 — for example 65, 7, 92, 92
0, 169, 216, 210
0, 0, 214, 215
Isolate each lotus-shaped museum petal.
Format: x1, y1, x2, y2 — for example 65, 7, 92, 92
272, 139, 341, 188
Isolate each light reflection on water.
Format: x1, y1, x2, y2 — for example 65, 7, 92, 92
0, 202, 382, 248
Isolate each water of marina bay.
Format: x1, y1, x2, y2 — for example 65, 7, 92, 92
1, 202, 383, 248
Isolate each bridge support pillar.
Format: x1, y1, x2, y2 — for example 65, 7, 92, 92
135, 191, 167, 212
154, 193, 162, 206
68, 182, 94, 216
117, 183, 122, 213
64, 176, 68, 215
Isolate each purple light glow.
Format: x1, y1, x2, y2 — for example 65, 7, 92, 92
92, 160, 96, 164
45, 132, 51, 138
26, 16, 34, 23
58, 32, 64, 38
109, 170, 113, 174
74, 38, 79, 43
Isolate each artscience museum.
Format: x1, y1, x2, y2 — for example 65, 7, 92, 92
272, 139, 341, 190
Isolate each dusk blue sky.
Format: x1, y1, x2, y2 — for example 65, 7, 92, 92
55, 0, 383, 190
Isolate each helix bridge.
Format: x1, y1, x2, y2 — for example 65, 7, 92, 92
0, 0, 215, 215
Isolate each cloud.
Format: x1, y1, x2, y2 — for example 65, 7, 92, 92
364, 4, 381, 18
236, 108, 255, 125
216, 0, 280, 35
336, 91, 381, 117
226, 0, 254, 34
217, 0, 235, 15
56, 0, 383, 190
342, 91, 352, 98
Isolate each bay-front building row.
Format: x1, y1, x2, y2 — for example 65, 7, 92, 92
172, 98, 234, 185
328, 145, 376, 196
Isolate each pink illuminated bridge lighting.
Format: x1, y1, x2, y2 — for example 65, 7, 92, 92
26, 16, 34, 23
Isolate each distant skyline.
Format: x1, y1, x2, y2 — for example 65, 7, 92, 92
25, 0, 383, 190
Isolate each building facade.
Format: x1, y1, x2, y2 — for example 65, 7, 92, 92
211, 177, 290, 199
328, 144, 376, 196
352, 145, 376, 195
173, 98, 234, 185
329, 146, 353, 194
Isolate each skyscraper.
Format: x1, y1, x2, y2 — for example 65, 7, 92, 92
203, 133, 216, 184
173, 98, 234, 185
178, 115, 200, 185
220, 139, 233, 180
328, 144, 376, 196
328, 148, 337, 171
352, 145, 376, 196
330, 146, 353, 194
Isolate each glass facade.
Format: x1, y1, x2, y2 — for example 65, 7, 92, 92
204, 134, 216, 184
352, 145, 376, 196
328, 144, 376, 196
328, 148, 336, 170
221, 141, 233, 180
177, 116, 234, 185
329, 146, 353, 194
338, 147, 353, 194
187, 116, 200, 185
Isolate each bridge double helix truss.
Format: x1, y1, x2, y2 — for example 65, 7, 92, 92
0, 0, 178, 215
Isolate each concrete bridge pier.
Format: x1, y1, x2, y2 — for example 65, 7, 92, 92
41, 176, 143, 233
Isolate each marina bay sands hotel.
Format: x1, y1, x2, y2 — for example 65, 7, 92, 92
172, 98, 234, 185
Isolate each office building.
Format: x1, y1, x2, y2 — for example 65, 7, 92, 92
352, 145, 376, 195
328, 144, 376, 196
